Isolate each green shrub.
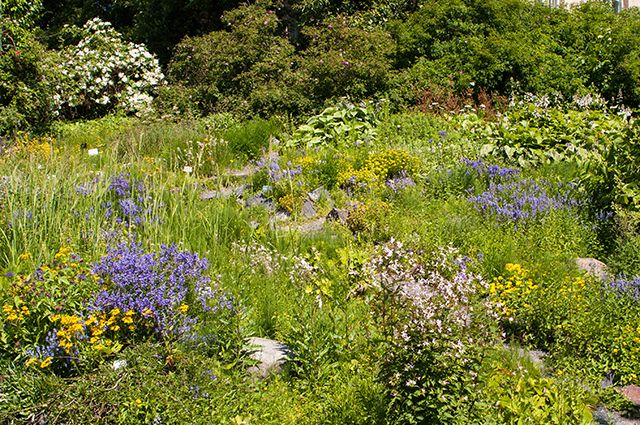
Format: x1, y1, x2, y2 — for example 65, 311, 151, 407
168, 4, 303, 117
297, 16, 395, 104
0, 36, 61, 134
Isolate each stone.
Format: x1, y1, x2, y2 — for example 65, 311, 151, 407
622, 385, 640, 407
245, 193, 275, 210
295, 217, 326, 233
593, 406, 640, 425
576, 258, 610, 281
302, 199, 316, 218
200, 187, 234, 200
308, 186, 330, 203
246, 337, 293, 379
326, 208, 349, 224
225, 165, 256, 178
112, 359, 127, 370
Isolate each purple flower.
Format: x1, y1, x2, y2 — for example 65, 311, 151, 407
468, 179, 578, 223
90, 242, 234, 340
608, 275, 640, 300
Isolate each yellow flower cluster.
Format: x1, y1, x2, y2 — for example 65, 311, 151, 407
338, 149, 421, 190
294, 155, 317, 170
14, 133, 60, 159
277, 194, 296, 213
26, 356, 53, 368
489, 263, 538, 319
2, 303, 30, 322
85, 308, 136, 351
364, 149, 421, 180
338, 167, 379, 190
51, 314, 85, 353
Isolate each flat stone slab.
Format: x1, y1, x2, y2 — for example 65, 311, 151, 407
246, 337, 293, 379
225, 165, 256, 178
622, 386, 640, 407
576, 257, 610, 281
326, 208, 348, 224
302, 199, 316, 218
594, 407, 640, 425
245, 193, 275, 210
308, 186, 331, 203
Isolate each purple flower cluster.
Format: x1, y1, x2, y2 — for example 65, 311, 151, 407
468, 179, 578, 223
463, 158, 521, 180
104, 173, 152, 226
90, 242, 231, 339
386, 171, 415, 194
256, 159, 302, 183
608, 275, 640, 300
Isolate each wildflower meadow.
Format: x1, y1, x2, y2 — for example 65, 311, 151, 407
3, 1, 640, 424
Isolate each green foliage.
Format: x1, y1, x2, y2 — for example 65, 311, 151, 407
224, 117, 283, 161
0, 248, 99, 367
0, 37, 61, 135
479, 348, 595, 424
298, 16, 395, 103
580, 119, 640, 218
469, 94, 632, 167
289, 101, 378, 148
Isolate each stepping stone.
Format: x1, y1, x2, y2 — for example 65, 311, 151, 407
246, 337, 293, 379
576, 258, 610, 281
200, 185, 249, 201
200, 187, 234, 200
225, 165, 256, 178
308, 186, 330, 203
302, 199, 316, 218
326, 208, 348, 224
245, 193, 275, 210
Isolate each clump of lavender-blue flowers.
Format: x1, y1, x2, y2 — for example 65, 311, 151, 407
468, 179, 578, 223
608, 275, 640, 301
90, 242, 233, 340
104, 172, 154, 226
463, 158, 521, 181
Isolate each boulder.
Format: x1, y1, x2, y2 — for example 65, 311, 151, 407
246, 337, 293, 379
308, 186, 331, 203
302, 199, 316, 218
576, 258, 610, 281
245, 193, 275, 210
326, 208, 349, 224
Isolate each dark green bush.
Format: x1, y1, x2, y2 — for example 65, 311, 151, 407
0, 36, 61, 135
297, 16, 395, 104
168, 4, 304, 117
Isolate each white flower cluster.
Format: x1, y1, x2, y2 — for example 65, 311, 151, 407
55, 18, 164, 116
364, 239, 495, 338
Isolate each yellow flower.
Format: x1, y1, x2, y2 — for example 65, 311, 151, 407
54, 246, 72, 261
135, 399, 143, 408
178, 304, 189, 314
110, 308, 121, 317
40, 357, 53, 368
18, 252, 32, 262
26, 357, 39, 367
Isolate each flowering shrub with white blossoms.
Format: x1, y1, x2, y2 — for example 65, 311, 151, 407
55, 18, 164, 118
360, 239, 500, 423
